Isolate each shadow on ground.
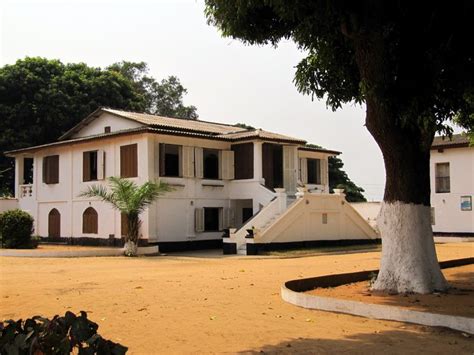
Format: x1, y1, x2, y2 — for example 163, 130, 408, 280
240, 328, 473, 354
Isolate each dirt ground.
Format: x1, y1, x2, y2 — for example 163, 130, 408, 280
308, 264, 474, 317
1, 243, 473, 354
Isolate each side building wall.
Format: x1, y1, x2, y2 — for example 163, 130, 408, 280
430, 146, 474, 234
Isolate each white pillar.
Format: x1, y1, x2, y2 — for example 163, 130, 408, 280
14, 157, 23, 198
253, 141, 263, 182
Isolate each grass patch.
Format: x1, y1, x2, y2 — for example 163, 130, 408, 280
262, 243, 381, 257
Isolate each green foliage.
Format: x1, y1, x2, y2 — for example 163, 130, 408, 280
79, 177, 171, 250
328, 157, 366, 203
0, 58, 198, 194
108, 61, 198, 119
0, 209, 35, 249
233, 123, 255, 130
0, 311, 127, 354
205, 2, 473, 134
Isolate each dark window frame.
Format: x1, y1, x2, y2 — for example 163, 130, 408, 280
307, 158, 321, 184
203, 148, 220, 180
43, 155, 59, 184
204, 207, 220, 232
435, 162, 450, 193
160, 143, 181, 177
83, 150, 98, 182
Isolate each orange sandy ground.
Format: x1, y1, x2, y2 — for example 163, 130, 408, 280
1, 243, 473, 354
308, 264, 474, 317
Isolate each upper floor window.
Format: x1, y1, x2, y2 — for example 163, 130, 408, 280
160, 143, 181, 177
23, 158, 34, 184
435, 162, 450, 193
43, 155, 59, 184
83, 151, 98, 182
120, 144, 138, 178
232, 143, 253, 180
307, 158, 321, 184
203, 149, 219, 179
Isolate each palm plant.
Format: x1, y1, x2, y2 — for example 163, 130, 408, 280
79, 177, 171, 256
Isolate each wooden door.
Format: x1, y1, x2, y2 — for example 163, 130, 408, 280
48, 208, 61, 238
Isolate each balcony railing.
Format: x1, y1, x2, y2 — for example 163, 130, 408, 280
19, 184, 33, 198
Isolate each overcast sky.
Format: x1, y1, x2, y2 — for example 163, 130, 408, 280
1, 0, 387, 200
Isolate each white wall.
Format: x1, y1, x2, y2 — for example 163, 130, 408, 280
71, 113, 143, 138
430, 147, 474, 233
350, 202, 381, 230
0, 199, 19, 214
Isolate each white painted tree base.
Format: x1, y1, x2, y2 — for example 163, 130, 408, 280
123, 241, 138, 257
372, 202, 448, 294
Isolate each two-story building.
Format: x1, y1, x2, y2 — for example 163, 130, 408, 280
5, 108, 377, 254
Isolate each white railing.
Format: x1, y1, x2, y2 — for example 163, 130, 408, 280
19, 184, 33, 198
229, 188, 288, 251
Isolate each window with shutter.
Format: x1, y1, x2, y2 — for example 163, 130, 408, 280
43, 155, 59, 184
159, 143, 181, 177
83, 151, 98, 181
203, 149, 219, 179
204, 207, 220, 231
120, 144, 138, 178
82, 207, 98, 234
232, 143, 254, 179
220, 150, 234, 180
307, 159, 321, 184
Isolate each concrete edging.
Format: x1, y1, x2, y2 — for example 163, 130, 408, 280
0, 245, 159, 258
281, 257, 474, 334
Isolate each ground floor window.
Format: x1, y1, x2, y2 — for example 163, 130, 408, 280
204, 207, 220, 231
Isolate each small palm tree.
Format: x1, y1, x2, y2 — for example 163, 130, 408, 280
79, 177, 171, 256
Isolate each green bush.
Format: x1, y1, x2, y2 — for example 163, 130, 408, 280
0, 311, 127, 354
0, 209, 35, 249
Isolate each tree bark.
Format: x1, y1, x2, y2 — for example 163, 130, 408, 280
123, 213, 140, 257
123, 240, 138, 257
353, 33, 448, 294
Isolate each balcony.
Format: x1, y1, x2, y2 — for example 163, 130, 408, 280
19, 184, 33, 198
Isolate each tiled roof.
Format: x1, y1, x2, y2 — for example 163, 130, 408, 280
7, 108, 343, 155
59, 108, 247, 140
431, 134, 471, 149
217, 128, 306, 144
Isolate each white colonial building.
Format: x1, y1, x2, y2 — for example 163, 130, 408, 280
430, 134, 474, 236
5, 108, 377, 254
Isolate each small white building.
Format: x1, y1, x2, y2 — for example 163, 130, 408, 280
5, 108, 377, 254
430, 134, 474, 236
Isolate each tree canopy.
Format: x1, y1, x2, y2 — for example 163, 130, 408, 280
0, 57, 197, 193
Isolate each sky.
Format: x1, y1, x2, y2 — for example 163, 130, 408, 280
1, 0, 387, 200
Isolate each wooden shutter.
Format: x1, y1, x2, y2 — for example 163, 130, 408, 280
194, 147, 203, 178
218, 208, 224, 231
82, 207, 98, 234
220, 150, 234, 180
181, 146, 195, 178
97, 150, 105, 180
283, 146, 296, 194
120, 144, 138, 178
194, 208, 204, 232
43, 155, 59, 184
83, 152, 91, 181
321, 158, 328, 186
299, 158, 308, 184
154, 141, 160, 178
48, 208, 61, 238
222, 208, 233, 228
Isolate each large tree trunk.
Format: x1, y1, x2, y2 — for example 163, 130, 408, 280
353, 33, 448, 294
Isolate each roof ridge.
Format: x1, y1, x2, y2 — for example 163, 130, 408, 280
102, 107, 249, 130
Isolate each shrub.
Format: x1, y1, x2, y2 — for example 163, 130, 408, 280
0, 209, 35, 249
0, 311, 127, 354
